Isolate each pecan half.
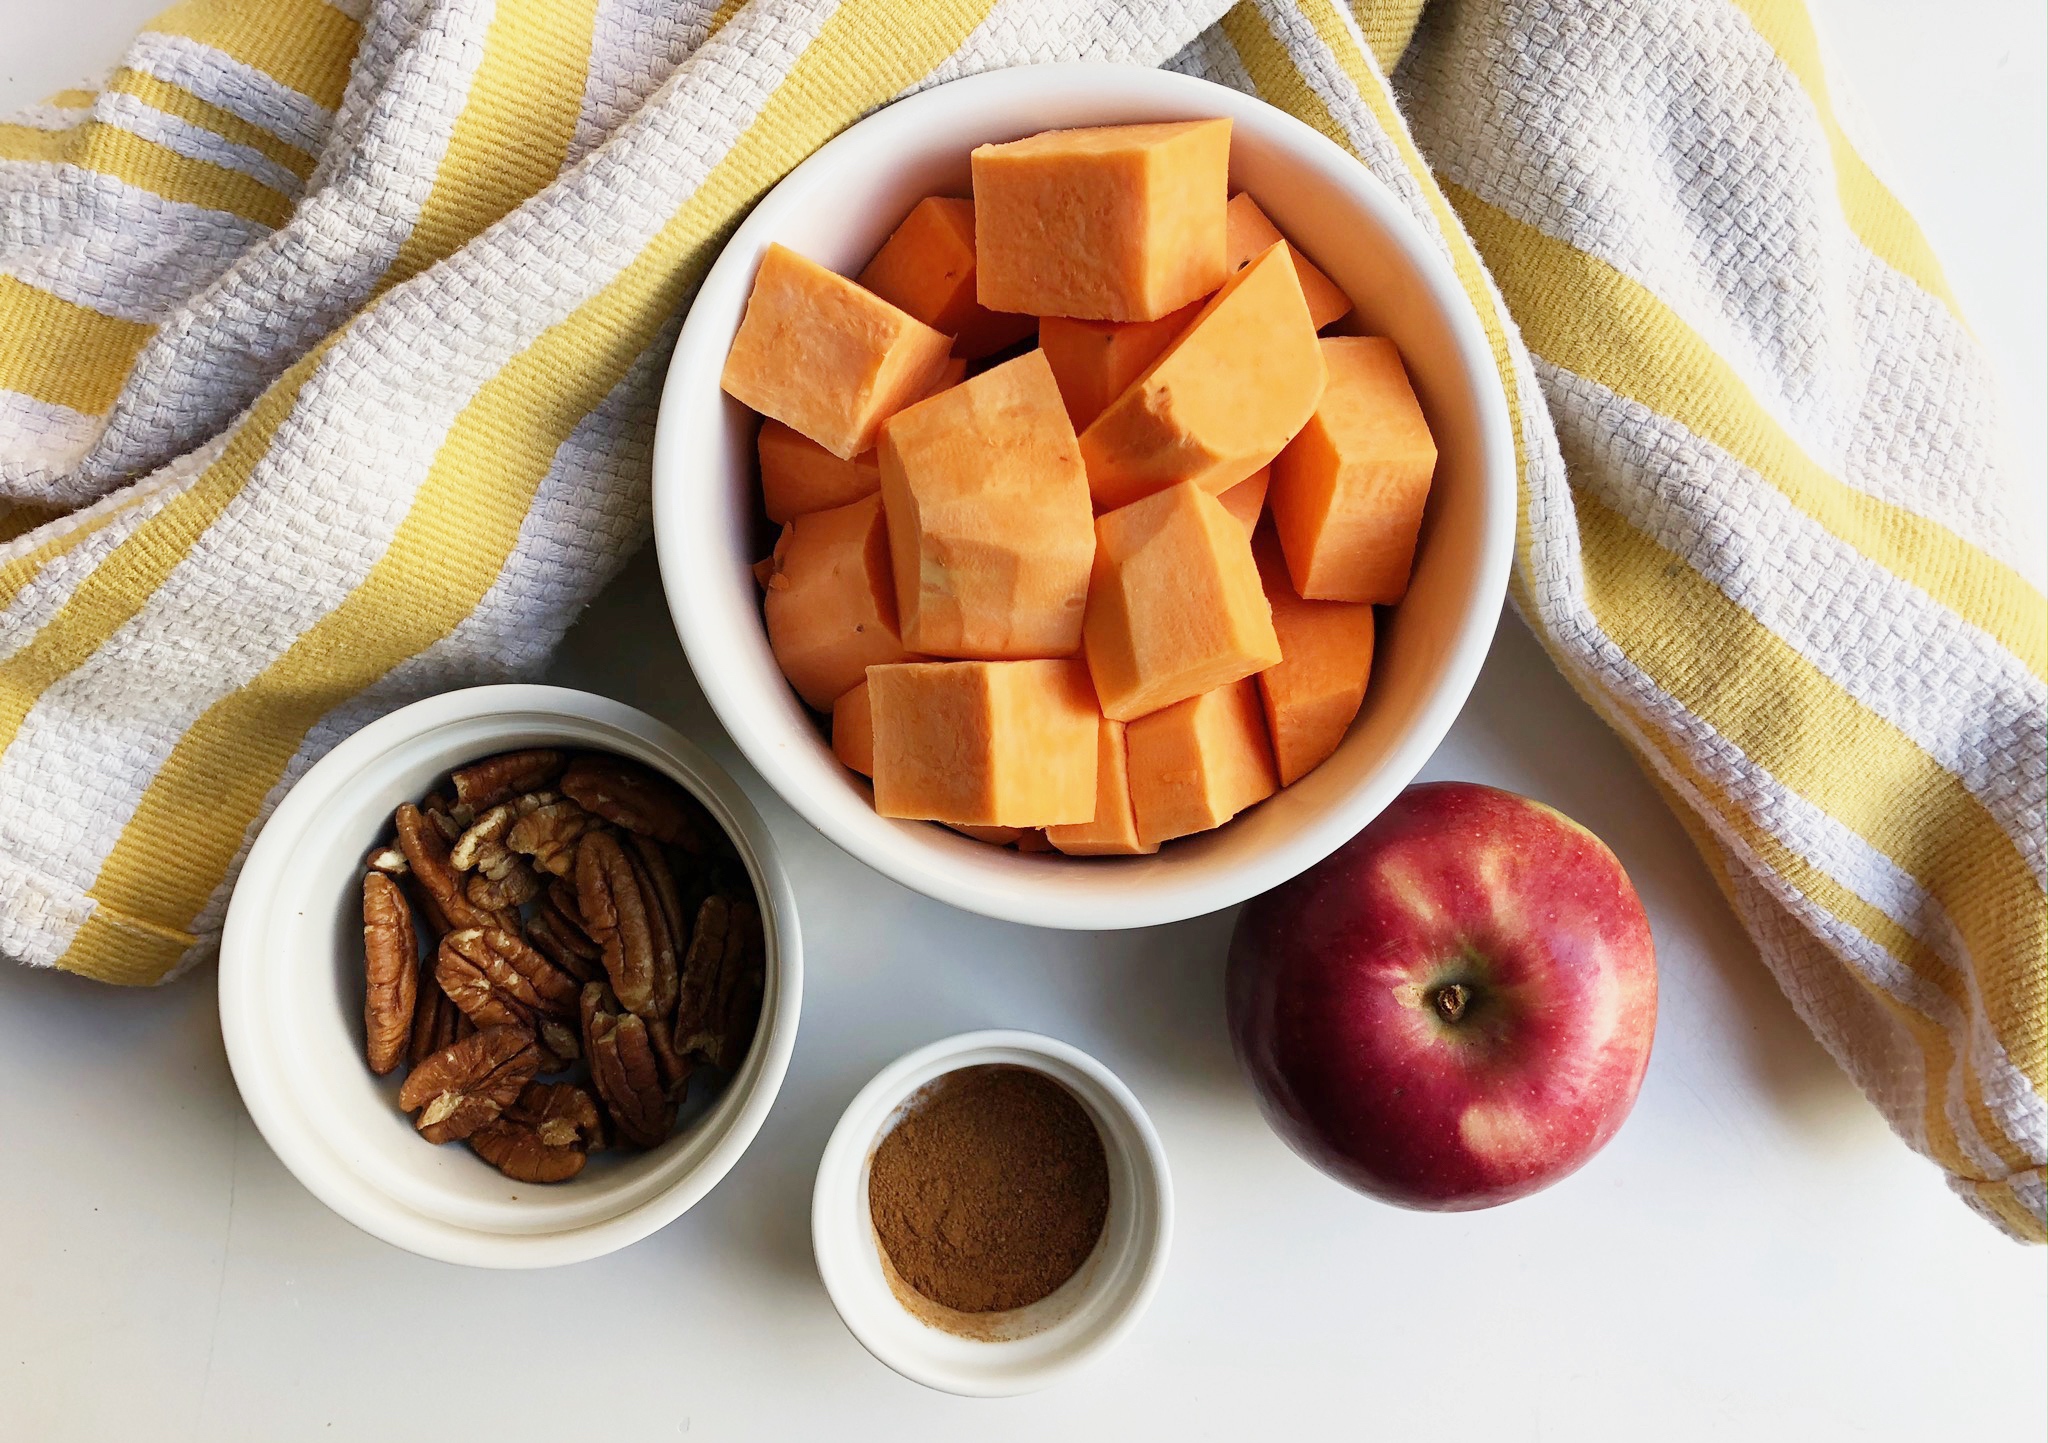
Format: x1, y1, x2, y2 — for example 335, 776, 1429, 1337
677, 896, 765, 1072
395, 803, 511, 933
581, 983, 674, 1149
449, 749, 568, 811
526, 903, 601, 983
436, 927, 581, 1031
626, 842, 679, 1022
575, 831, 667, 1020
630, 835, 684, 943
451, 794, 553, 908
560, 754, 706, 852
506, 797, 600, 878
535, 1015, 581, 1071
470, 1082, 605, 1183
365, 844, 409, 877
408, 975, 462, 1068
399, 1026, 537, 1144
467, 863, 541, 912
546, 877, 591, 936
362, 873, 418, 1076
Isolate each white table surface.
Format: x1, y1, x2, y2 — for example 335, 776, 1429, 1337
3, 5, 2043, 1439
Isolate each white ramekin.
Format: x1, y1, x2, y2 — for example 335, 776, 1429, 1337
812, 1031, 1172, 1396
652, 62, 1516, 931
219, 684, 802, 1268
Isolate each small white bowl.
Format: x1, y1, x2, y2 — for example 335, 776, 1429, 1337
653, 63, 1516, 931
812, 1031, 1172, 1396
219, 684, 802, 1268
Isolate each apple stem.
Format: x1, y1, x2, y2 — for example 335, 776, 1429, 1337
1433, 982, 1472, 1024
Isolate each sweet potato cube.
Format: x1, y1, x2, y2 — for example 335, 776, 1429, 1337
1253, 529, 1375, 784
928, 355, 968, 394
857, 197, 1035, 359
722, 243, 953, 459
1225, 193, 1352, 332
949, 824, 1023, 845
972, 119, 1230, 322
763, 494, 921, 710
1270, 336, 1437, 603
1045, 718, 1155, 856
1015, 829, 1056, 852
1080, 242, 1326, 511
868, 660, 1099, 826
1218, 466, 1270, 538
832, 680, 875, 776
1083, 482, 1281, 722
1127, 678, 1278, 846
759, 421, 881, 524
878, 350, 1094, 658
1038, 298, 1203, 431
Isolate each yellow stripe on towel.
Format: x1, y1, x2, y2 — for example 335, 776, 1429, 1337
60, 0, 1003, 985
0, 118, 294, 227
144, 0, 362, 113
0, 276, 154, 417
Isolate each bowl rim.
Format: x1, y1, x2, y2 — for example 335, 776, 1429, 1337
218, 683, 804, 1269
653, 61, 1515, 931
810, 1029, 1174, 1396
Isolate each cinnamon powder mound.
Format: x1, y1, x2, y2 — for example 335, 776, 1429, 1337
867, 1065, 1110, 1315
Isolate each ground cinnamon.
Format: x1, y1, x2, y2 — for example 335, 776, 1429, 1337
867, 1064, 1110, 1315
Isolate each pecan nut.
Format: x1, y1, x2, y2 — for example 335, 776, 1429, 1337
581, 983, 674, 1149
506, 797, 601, 878
525, 901, 601, 983
469, 1082, 605, 1183
676, 895, 765, 1072
362, 873, 418, 1076
560, 754, 706, 852
365, 844, 409, 877
395, 802, 513, 934
449, 749, 568, 811
436, 927, 581, 1031
408, 975, 462, 1067
575, 831, 672, 1021
399, 1026, 537, 1144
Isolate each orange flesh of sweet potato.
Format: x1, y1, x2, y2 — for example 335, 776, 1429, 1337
1044, 717, 1155, 855
721, 243, 953, 459
1224, 193, 1353, 332
1126, 677, 1278, 846
857, 197, 1035, 359
1252, 527, 1375, 785
1082, 481, 1281, 723
1037, 297, 1204, 432
878, 349, 1094, 658
1270, 336, 1437, 603
831, 679, 875, 776
759, 421, 881, 524
763, 494, 922, 709
949, 823, 1023, 845
1218, 465, 1270, 538
1079, 242, 1326, 511
868, 660, 1100, 826
971, 119, 1231, 322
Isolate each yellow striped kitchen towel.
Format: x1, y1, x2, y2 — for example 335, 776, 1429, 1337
0, 0, 2039, 1239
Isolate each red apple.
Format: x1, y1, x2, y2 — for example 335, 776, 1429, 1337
1227, 781, 1656, 1210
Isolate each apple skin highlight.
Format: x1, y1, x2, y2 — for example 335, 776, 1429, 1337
1227, 781, 1658, 1211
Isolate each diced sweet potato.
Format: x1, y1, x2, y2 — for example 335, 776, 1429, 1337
928, 355, 968, 394
1127, 677, 1278, 846
759, 422, 881, 524
1037, 298, 1203, 431
1045, 717, 1155, 856
1218, 466, 1269, 538
832, 680, 875, 776
972, 119, 1231, 322
878, 350, 1094, 658
1079, 242, 1325, 511
763, 494, 921, 709
1224, 193, 1352, 332
868, 660, 1099, 826
949, 824, 1023, 845
1014, 829, 1056, 852
1083, 481, 1281, 722
1270, 336, 1437, 603
722, 243, 953, 459
857, 197, 1035, 359
1252, 528, 1375, 784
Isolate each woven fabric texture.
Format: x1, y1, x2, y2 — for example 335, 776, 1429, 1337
0, 0, 2039, 1239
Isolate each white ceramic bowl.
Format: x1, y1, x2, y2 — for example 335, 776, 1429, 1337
654, 63, 1515, 930
219, 684, 802, 1268
812, 1031, 1171, 1396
